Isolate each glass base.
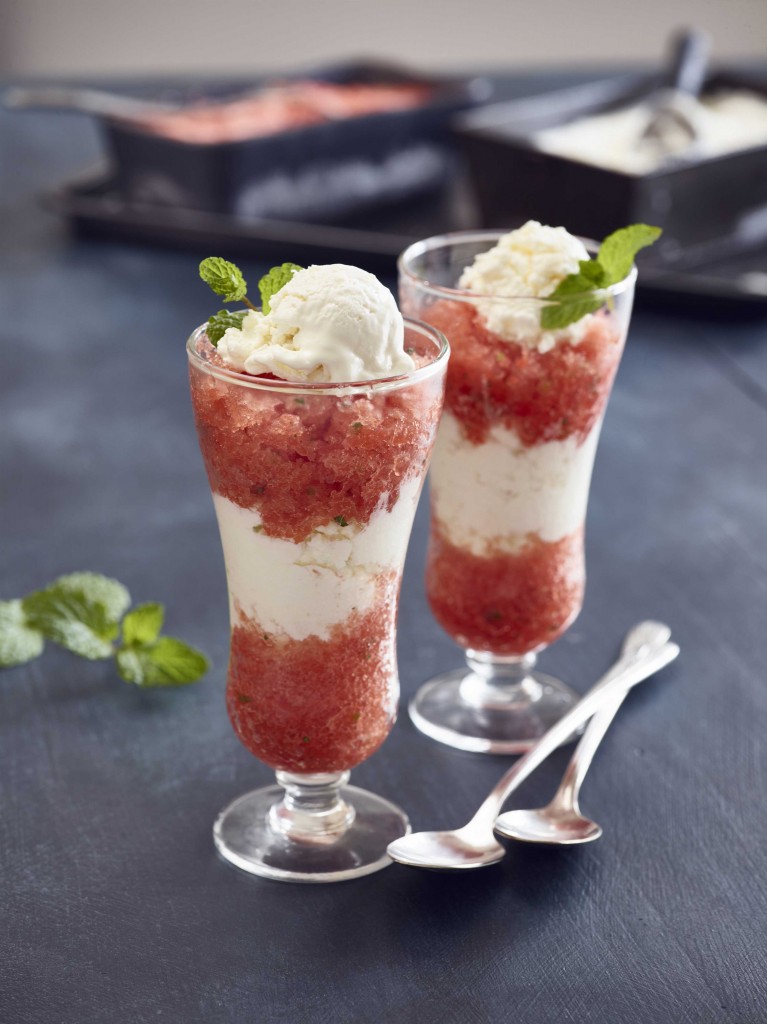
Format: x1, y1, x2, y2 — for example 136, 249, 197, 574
409, 653, 580, 754
213, 773, 410, 883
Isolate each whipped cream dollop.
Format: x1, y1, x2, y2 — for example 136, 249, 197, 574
217, 263, 414, 382
459, 221, 591, 351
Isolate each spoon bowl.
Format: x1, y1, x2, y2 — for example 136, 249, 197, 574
388, 826, 505, 870
497, 807, 602, 845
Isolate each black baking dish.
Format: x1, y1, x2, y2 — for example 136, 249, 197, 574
102, 61, 490, 222
454, 71, 767, 263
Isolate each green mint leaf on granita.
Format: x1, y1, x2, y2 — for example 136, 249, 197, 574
540, 223, 662, 330
541, 276, 603, 330
258, 263, 303, 314
199, 257, 248, 303
0, 600, 45, 668
598, 224, 663, 285
207, 309, 247, 347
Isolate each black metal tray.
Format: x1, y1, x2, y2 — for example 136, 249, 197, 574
45, 169, 767, 314
455, 71, 767, 261
101, 61, 491, 220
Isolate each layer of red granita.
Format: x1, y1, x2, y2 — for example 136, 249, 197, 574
419, 299, 622, 447
189, 337, 442, 543
226, 590, 398, 773
137, 81, 432, 144
426, 522, 585, 655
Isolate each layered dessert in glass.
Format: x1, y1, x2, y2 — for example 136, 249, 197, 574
188, 263, 447, 881
399, 223, 636, 753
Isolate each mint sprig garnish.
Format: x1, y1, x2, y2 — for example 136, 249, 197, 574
598, 224, 662, 283
207, 309, 246, 345
198, 258, 303, 346
0, 573, 208, 688
540, 224, 662, 330
199, 257, 249, 303
258, 262, 302, 313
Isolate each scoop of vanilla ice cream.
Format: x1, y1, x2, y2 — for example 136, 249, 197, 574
216, 264, 414, 382
458, 221, 591, 350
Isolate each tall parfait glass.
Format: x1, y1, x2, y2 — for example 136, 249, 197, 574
188, 318, 447, 882
399, 231, 635, 754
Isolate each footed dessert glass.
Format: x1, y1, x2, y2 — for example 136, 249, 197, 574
188, 319, 447, 881
399, 231, 635, 754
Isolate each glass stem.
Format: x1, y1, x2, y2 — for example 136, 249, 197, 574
269, 771, 355, 846
459, 649, 543, 709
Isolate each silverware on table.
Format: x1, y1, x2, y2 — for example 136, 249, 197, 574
638, 29, 711, 160
387, 621, 679, 871
3, 85, 179, 121
494, 621, 672, 845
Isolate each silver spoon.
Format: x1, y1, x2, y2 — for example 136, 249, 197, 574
387, 622, 679, 871
638, 29, 711, 161
494, 621, 672, 846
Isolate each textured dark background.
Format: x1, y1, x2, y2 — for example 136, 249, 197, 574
1, 72, 766, 1024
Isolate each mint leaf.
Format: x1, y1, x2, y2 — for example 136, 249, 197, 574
118, 602, 207, 686
116, 636, 209, 687
53, 572, 131, 622
541, 276, 603, 330
122, 603, 164, 647
22, 573, 129, 659
598, 224, 663, 285
540, 223, 662, 330
258, 263, 302, 313
0, 600, 44, 667
199, 257, 247, 303
2, 572, 208, 689
207, 309, 246, 346
334, 515, 349, 527
577, 259, 606, 286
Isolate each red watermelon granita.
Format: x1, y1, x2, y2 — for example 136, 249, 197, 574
420, 295, 621, 656
399, 222, 654, 753
189, 258, 447, 881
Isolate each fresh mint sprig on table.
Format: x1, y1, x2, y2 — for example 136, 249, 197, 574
540, 224, 662, 330
199, 257, 303, 345
0, 573, 209, 687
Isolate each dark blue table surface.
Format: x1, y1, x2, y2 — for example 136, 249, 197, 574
1, 71, 766, 1024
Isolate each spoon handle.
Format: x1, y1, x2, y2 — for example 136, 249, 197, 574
547, 688, 632, 814
666, 28, 711, 97
3, 86, 175, 120
469, 641, 679, 830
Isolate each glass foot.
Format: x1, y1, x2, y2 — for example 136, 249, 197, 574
409, 654, 580, 754
213, 772, 410, 883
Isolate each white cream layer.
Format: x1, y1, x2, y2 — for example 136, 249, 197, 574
429, 411, 600, 557
212, 476, 422, 641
